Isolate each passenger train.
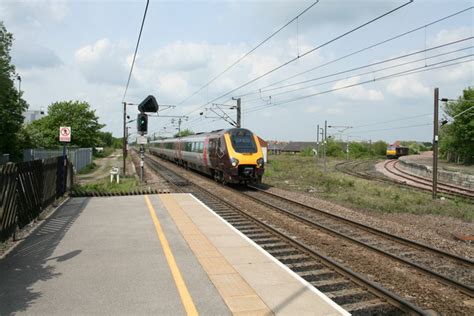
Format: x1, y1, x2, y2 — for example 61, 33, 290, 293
149, 128, 265, 184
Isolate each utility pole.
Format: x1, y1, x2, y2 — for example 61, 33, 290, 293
316, 124, 319, 161
122, 101, 127, 176
236, 98, 241, 128
433, 88, 439, 200
324, 120, 327, 173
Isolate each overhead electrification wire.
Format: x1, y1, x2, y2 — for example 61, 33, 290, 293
242, 43, 473, 103
351, 122, 432, 134
176, 1, 321, 106
352, 113, 432, 129
239, 6, 473, 95
121, 0, 150, 103
175, 0, 413, 121
201, 0, 413, 107
244, 55, 473, 114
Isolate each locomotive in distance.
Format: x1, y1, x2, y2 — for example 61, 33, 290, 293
386, 143, 409, 159
149, 128, 265, 184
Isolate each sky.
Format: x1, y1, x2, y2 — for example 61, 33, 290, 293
1, 0, 473, 143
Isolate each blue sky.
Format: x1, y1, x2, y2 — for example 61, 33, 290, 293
2, 0, 473, 143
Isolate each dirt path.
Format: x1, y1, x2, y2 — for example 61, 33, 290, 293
76, 150, 134, 185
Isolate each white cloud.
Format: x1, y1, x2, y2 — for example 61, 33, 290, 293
12, 40, 62, 69
333, 76, 384, 101
0, 0, 67, 30
386, 76, 430, 98
74, 38, 129, 85
157, 73, 189, 100
428, 27, 472, 47
305, 105, 321, 113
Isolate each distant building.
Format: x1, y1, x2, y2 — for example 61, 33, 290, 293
281, 141, 318, 154
23, 110, 44, 124
268, 140, 288, 155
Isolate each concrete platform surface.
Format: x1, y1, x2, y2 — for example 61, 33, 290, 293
0, 194, 348, 315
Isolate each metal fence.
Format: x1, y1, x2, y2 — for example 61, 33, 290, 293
0, 154, 9, 165
23, 148, 92, 172
0, 157, 73, 241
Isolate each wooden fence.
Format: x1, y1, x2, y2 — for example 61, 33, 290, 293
0, 157, 73, 241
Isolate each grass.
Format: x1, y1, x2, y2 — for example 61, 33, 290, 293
263, 154, 474, 222
74, 176, 140, 193
78, 162, 97, 175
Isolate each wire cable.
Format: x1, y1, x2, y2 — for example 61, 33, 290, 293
176, 1, 321, 106
238, 6, 473, 96
244, 55, 473, 113
243, 43, 473, 104
122, 0, 150, 103
175, 0, 413, 120
203, 0, 414, 107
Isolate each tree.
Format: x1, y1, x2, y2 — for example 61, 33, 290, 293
97, 131, 114, 147
371, 140, 388, 156
27, 100, 104, 148
174, 129, 194, 137
0, 22, 28, 159
440, 87, 474, 164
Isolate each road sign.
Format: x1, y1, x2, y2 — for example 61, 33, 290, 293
137, 135, 148, 144
59, 126, 71, 142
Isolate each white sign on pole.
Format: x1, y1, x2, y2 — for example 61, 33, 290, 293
59, 126, 71, 142
137, 135, 148, 144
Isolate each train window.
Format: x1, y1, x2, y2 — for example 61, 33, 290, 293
229, 130, 257, 153
198, 142, 203, 153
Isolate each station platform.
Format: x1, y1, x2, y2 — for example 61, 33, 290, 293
0, 194, 348, 315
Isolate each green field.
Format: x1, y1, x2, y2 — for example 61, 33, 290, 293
263, 154, 474, 221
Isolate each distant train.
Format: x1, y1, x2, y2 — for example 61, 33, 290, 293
149, 128, 265, 184
386, 144, 409, 159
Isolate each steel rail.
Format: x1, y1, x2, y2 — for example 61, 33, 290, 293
145, 156, 427, 315
383, 160, 474, 200
243, 185, 474, 297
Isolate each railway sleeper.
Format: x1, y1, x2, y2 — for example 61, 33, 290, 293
268, 249, 301, 257
285, 261, 325, 271
277, 257, 312, 265
261, 243, 291, 251
252, 238, 282, 245
311, 278, 353, 292
300, 270, 340, 282
341, 299, 397, 316
326, 287, 376, 305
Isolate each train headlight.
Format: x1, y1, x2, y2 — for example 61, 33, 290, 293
230, 157, 239, 167
257, 158, 264, 167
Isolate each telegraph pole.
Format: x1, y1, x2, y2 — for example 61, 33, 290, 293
316, 124, 319, 161
236, 98, 241, 128
122, 102, 127, 175
324, 120, 327, 173
433, 88, 439, 199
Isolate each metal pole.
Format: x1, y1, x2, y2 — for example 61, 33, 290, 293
123, 102, 127, 176
140, 144, 144, 183
433, 88, 439, 199
316, 124, 319, 161
236, 98, 241, 128
324, 120, 327, 173
63, 144, 67, 194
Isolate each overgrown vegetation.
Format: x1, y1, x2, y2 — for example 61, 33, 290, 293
440, 87, 474, 164
264, 154, 473, 221
78, 162, 97, 175
74, 176, 139, 193
0, 22, 28, 160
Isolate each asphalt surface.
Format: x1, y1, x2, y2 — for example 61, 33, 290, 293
0, 196, 230, 315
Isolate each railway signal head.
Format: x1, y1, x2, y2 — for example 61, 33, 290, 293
137, 113, 148, 135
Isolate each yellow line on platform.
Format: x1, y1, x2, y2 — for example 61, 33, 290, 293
144, 195, 198, 316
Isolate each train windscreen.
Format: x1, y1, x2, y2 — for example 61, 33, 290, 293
229, 130, 257, 153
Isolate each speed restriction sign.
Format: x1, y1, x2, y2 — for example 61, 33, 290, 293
59, 126, 71, 142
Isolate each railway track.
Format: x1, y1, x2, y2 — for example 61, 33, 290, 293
242, 185, 474, 297
336, 160, 474, 201
384, 160, 474, 199
146, 157, 427, 315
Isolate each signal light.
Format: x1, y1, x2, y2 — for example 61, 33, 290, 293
137, 113, 148, 134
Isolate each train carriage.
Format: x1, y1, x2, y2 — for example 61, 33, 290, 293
149, 128, 264, 184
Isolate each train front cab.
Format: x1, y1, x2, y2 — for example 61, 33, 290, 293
211, 129, 264, 184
